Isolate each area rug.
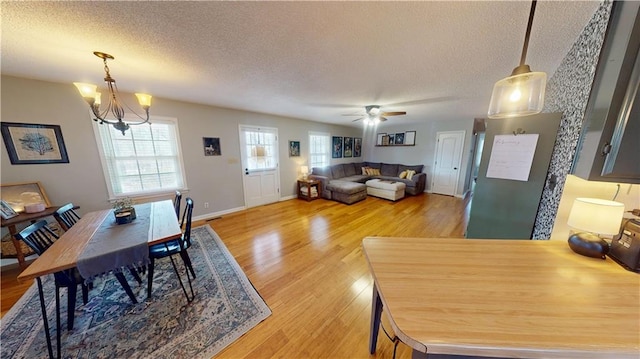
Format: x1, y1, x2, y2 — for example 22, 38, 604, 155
1, 226, 271, 359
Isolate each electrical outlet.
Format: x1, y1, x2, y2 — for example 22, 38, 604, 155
204, 202, 209, 209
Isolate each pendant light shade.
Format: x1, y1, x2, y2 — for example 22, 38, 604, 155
488, 1, 547, 119
488, 69, 547, 119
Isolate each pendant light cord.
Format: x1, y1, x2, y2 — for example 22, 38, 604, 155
520, 0, 537, 67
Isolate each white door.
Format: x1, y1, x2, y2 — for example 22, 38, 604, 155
239, 125, 280, 208
432, 130, 465, 196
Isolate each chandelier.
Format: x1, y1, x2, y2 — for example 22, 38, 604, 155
74, 51, 152, 135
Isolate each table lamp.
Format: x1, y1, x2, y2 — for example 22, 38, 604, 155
567, 197, 625, 259
300, 166, 309, 180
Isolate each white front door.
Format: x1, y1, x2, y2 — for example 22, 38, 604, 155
239, 125, 280, 208
432, 130, 465, 196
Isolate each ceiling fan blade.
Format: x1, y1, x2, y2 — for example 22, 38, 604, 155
379, 117, 388, 122
342, 113, 365, 116
381, 111, 406, 116
352, 118, 364, 122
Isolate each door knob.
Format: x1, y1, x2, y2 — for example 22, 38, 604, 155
453, 167, 458, 170
245, 168, 249, 175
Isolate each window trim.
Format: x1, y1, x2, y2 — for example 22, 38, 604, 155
92, 114, 188, 200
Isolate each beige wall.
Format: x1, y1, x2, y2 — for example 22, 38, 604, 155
550, 175, 640, 240
0, 76, 363, 215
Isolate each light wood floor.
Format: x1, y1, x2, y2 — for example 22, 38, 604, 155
1, 193, 469, 358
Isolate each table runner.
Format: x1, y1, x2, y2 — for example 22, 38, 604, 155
77, 204, 151, 281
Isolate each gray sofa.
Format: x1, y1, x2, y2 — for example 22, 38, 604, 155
309, 162, 426, 202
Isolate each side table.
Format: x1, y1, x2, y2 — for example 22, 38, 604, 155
297, 179, 321, 201
1, 205, 69, 269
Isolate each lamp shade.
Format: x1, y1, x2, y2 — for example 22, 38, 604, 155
567, 198, 625, 235
300, 166, 309, 174
487, 71, 547, 119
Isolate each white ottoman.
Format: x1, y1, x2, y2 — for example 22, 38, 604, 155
365, 179, 406, 201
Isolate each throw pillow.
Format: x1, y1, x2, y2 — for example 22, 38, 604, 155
371, 168, 381, 176
399, 171, 407, 179
406, 170, 416, 180
362, 167, 369, 175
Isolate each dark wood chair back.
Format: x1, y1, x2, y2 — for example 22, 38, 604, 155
174, 190, 182, 219
54, 203, 81, 231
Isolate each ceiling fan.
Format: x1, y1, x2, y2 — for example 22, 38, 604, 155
343, 105, 406, 125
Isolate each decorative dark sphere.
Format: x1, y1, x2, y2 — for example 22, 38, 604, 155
568, 232, 609, 259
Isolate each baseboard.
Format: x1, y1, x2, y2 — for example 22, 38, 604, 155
193, 206, 246, 222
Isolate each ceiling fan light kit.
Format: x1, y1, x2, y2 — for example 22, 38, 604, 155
488, 0, 547, 119
350, 104, 407, 125
74, 51, 152, 135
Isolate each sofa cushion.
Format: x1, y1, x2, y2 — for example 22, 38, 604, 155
353, 162, 366, 170
343, 163, 357, 177
398, 164, 424, 175
380, 163, 399, 177
331, 164, 346, 179
365, 162, 381, 169
313, 166, 332, 179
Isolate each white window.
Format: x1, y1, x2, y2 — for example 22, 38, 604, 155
308, 131, 330, 169
93, 116, 187, 199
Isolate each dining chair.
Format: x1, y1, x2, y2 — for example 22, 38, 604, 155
174, 190, 182, 219
15, 220, 89, 331
53, 203, 81, 231
147, 197, 195, 301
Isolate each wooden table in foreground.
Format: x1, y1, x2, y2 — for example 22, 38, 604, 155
362, 237, 640, 359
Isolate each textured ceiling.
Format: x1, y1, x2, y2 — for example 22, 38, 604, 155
1, 1, 600, 127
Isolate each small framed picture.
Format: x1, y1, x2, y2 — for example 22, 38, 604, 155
376, 133, 386, 146
289, 140, 300, 157
395, 133, 405, 145
388, 134, 395, 145
203, 137, 221, 156
0, 200, 18, 219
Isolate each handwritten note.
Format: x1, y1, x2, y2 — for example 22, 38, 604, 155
486, 134, 539, 181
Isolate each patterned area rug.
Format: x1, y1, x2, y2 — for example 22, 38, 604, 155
1, 226, 271, 359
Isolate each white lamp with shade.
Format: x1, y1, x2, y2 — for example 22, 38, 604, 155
567, 197, 625, 259
300, 166, 309, 180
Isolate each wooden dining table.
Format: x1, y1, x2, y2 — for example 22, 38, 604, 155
18, 199, 182, 359
363, 237, 640, 359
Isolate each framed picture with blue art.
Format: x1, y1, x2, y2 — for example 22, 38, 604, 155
354, 138, 362, 157
1, 122, 69, 164
332, 136, 343, 158
343, 137, 353, 158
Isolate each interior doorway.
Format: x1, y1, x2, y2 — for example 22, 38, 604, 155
431, 130, 465, 196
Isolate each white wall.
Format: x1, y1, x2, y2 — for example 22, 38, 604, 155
365, 118, 474, 196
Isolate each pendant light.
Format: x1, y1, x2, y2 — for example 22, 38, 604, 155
488, 1, 547, 119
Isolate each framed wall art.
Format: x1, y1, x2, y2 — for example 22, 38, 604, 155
332, 136, 343, 158
1, 122, 69, 164
354, 138, 362, 157
375, 130, 417, 147
203, 137, 221, 156
1, 181, 51, 213
288, 140, 300, 157
0, 200, 18, 220
343, 137, 353, 158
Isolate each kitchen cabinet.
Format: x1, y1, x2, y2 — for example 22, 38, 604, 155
572, 1, 640, 184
